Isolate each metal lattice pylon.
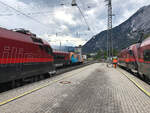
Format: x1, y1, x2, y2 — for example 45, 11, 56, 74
105, 0, 113, 60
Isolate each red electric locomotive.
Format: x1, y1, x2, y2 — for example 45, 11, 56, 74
118, 36, 150, 81
0, 27, 55, 85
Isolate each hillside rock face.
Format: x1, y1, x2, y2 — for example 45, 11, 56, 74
82, 5, 150, 54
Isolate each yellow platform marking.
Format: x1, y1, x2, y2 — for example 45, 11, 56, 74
0, 66, 90, 106
117, 68, 150, 97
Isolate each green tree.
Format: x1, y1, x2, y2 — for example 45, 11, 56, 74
87, 54, 91, 58
94, 50, 102, 60
113, 49, 119, 56
143, 33, 150, 40
103, 50, 107, 59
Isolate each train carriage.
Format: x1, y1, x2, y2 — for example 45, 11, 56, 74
118, 36, 150, 81
137, 38, 150, 79
53, 51, 70, 67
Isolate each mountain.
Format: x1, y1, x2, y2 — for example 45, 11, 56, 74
82, 5, 150, 54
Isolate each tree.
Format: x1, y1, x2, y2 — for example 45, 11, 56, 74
143, 33, 150, 40
94, 50, 101, 60
103, 50, 107, 59
113, 49, 119, 56
87, 54, 91, 58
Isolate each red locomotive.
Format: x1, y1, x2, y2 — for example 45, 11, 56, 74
0, 27, 55, 85
0, 27, 84, 88
118, 36, 150, 82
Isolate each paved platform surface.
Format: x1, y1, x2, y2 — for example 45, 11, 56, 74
0, 63, 150, 113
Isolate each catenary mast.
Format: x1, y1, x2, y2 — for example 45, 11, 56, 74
105, 0, 113, 60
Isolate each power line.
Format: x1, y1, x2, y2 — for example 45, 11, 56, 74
78, 0, 97, 34
77, 5, 91, 31
0, 11, 55, 16
71, 0, 94, 35
0, 1, 51, 29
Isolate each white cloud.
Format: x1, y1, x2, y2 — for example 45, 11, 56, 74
43, 34, 86, 46
0, 0, 150, 47
60, 25, 69, 31
54, 8, 76, 26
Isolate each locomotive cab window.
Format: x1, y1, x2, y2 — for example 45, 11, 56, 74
144, 50, 150, 61
44, 45, 53, 55
31, 37, 43, 44
129, 50, 133, 56
39, 45, 44, 50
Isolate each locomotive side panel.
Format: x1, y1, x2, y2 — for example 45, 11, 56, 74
0, 27, 54, 84
138, 44, 150, 78
0, 37, 21, 83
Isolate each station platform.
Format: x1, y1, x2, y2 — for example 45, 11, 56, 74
0, 63, 150, 113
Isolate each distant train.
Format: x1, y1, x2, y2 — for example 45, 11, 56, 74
118, 36, 150, 82
0, 27, 83, 85
53, 51, 83, 67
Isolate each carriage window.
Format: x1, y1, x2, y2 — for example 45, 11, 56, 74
144, 50, 150, 61
54, 54, 65, 59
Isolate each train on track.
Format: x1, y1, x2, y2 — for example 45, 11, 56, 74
0, 27, 83, 86
118, 35, 150, 82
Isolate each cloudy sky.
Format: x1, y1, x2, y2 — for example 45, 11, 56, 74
0, 0, 150, 46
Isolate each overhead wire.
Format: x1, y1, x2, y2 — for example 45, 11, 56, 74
80, 1, 93, 30
0, 0, 96, 45
0, 11, 55, 16
77, 0, 97, 36
0, 1, 52, 29
80, 0, 103, 35
71, 0, 92, 33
